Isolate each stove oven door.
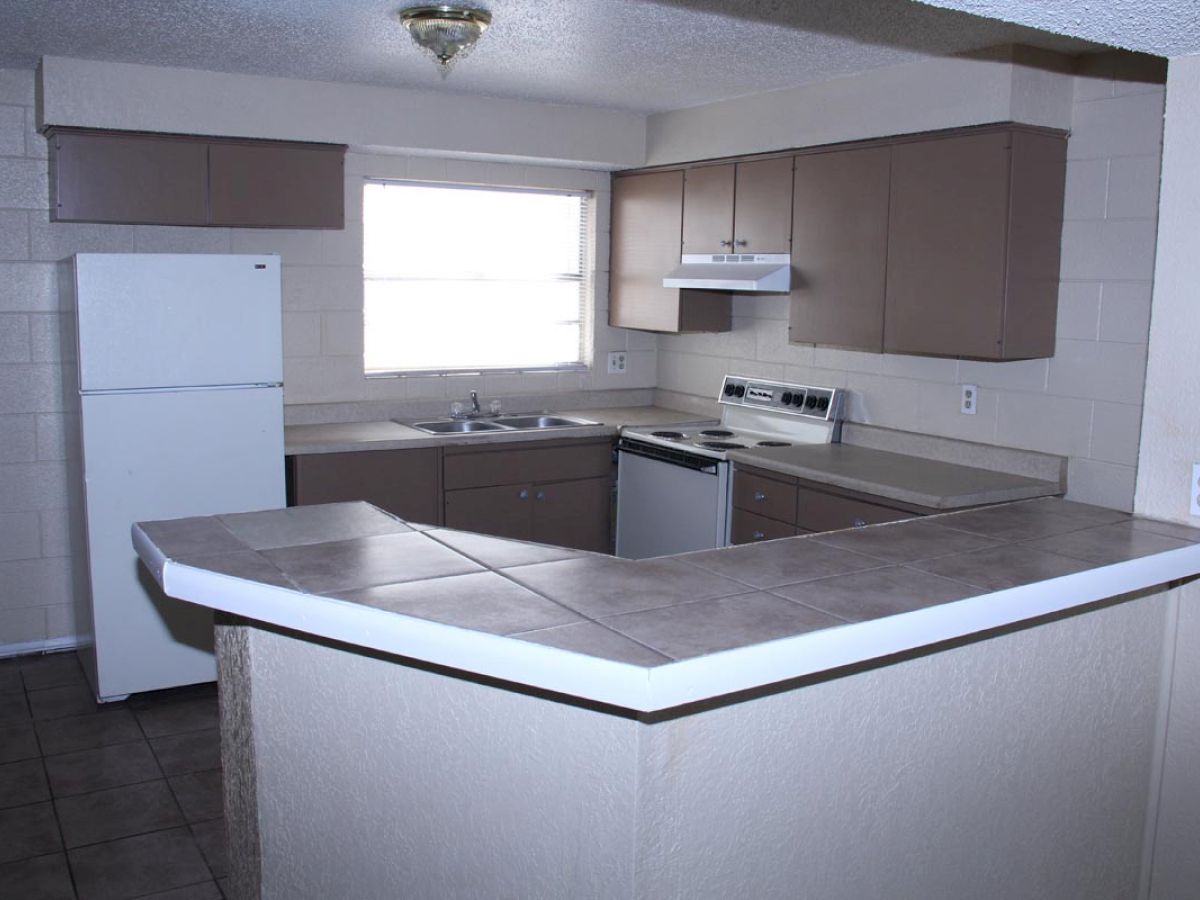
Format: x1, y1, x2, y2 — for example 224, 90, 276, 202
615, 441, 730, 559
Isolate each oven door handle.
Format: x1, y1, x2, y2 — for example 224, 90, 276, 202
617, 440, 720, 474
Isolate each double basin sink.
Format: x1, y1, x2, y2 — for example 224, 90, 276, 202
402, 414, 599, 435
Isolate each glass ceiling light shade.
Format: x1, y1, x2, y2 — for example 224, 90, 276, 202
398, 5, 492, 75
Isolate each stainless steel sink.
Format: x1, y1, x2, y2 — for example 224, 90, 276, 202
495, 415, 592, 429
410, 419, 507, 434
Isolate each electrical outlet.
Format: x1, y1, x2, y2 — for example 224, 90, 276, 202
1191, 463, 1200, 517
960, 384, 978, 416
607, 351, 628, 375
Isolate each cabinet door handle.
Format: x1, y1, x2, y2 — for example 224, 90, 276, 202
752, 531, 766, 541
852, 518, 867, 528
753, 490, 767, 502
719, 239, 733, 248
535, 490, 545, 501
735, 239, 748, 248
518, 489, 529, 500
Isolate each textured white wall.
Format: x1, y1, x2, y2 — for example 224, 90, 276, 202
1133, 52, 1200, 899
654, 55, 1164, 511
38, 56, 647, 170
248, 624, 640, 899
232, 589, 1168, 898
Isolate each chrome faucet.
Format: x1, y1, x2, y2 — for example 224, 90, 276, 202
469, 390, 481, 415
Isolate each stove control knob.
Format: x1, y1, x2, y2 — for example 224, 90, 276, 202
792, 394, 805, 408
734, 385, 746, 398
723, 383, 736, 397
781, 392, 793, 406
817, 397, 830, 411
805, 395, 818, 409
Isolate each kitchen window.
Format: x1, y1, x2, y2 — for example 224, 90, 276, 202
363, 180, 591, 376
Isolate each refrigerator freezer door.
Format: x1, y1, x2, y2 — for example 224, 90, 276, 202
79, 386, 285, 699
73, 253, 283, 391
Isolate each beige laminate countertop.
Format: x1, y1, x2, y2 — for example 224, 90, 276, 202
283, 406, 703, 455
730, 443, 1062, 510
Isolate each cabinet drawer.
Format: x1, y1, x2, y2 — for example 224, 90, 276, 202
443, 440, 611, 490
732, 471, 798, 523
730, 508, 797, 545
794, 485, 912, 533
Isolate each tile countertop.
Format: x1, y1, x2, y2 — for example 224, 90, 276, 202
283, 406, 704, 455
730, 443, 1062, 509
132, 498, 1200, 714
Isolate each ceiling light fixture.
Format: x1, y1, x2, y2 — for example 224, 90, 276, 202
398, 5, 492, 76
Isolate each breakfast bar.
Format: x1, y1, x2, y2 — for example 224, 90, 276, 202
133, 498, 1200, 899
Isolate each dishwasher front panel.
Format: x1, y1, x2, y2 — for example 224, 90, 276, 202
614, 447, 730, 560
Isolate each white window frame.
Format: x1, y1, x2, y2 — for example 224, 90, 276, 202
362, 178, 594, 378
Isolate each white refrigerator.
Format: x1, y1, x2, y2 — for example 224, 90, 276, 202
66, 253, 286, 701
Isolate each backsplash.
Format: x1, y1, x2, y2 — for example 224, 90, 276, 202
656, 65, 1164, 512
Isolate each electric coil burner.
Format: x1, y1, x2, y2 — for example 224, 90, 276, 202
615, 375, 846, 559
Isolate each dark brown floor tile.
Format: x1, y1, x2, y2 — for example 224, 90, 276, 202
0, 660, 22, 694
217, 876, 231, 898
0, 719, 40, 764
35, 709, 143, 756
0, 801, 63, 863
29, 682, 104, 721
140, 881, 223, 898
0, 852, 75, 900
169, 771, 224, 823
19, 653, 86, 691
45, 740, 162, 798
128, 681, 218, 712
68, 826, 211, 900
0, 689, 30, 724
136, 698, 219, 739
191, 818, 229, 878
150, 730, 221, 777
57, 779, 184, 848
0, 758, 51, 809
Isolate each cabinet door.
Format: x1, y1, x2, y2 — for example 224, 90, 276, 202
789, 147, 890, 352
444, 484, 533, 541
209, 141, 345, 229
733, 157, 793, 253
289, 448, 441, 525
681, 164, 735, 254
884, 131, 1011, 359
609, 171, 687, 332
730, 508, 797, 545
51, 131, 208, 225
793, 485, 912, 533
532, 476, 612, 553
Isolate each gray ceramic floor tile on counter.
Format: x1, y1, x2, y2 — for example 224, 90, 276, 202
513, 620, 672, 666
261, 531, 484, 594
1030, 521, 1195, 565
770, 566, 981, 622
218, 501, 413, 550
329, 571, 584, 635
426, 528, 586, 569
910, 544, 1096, 591
812, 521, 1002, 564
502, 556, 752, 617
599, 591, 846, 660
678, 538, 888, 589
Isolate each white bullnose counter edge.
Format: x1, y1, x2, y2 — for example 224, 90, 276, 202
132, 526, 1200, 713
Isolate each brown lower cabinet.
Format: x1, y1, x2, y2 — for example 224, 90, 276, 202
730, 465, 932, 545
443, 438, 613, 553
287, 448, 442, 526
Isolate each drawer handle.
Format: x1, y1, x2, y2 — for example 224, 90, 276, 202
852, 518, 867, 528
518, 489, 529, 500
752, 531, 766, 541
535, 490, 545, 501
753, 491, 767, 502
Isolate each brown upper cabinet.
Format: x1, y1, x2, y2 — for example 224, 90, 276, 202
682, 158, 793, 254
47, 127, 346, 229
609, 170, 731, 334
883, 127, 1066, 359
789, 146, 891, 352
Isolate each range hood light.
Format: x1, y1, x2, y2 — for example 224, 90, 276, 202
662, 253, 792, 293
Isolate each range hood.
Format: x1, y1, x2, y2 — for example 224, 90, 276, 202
663, 253, 792, 293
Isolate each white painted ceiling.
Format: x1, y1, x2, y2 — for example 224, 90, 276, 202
0, 0, 1102, 114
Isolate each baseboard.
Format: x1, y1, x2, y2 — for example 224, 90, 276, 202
0, 635, 79, 660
